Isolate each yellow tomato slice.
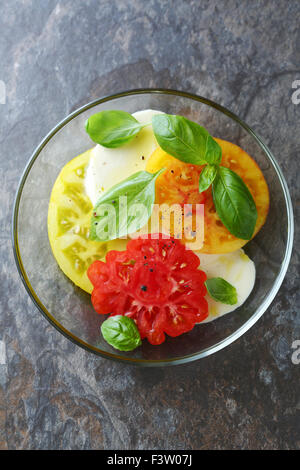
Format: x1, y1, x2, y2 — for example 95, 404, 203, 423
48, 149, 127, 293
146, 138, 269, 253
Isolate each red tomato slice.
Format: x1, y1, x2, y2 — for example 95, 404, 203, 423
88, 236, 208, 345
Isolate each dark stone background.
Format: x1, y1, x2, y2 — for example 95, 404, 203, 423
0, 0, 299, 450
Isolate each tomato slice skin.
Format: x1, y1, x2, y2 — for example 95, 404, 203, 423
88, 236, 208, 345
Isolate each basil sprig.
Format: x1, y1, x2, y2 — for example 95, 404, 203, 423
101, 315, 142, 351
151, 114, 257, 240
205, 277, 237, 305
85, 110, 148, 148
152, 114, 222, 165
90, 169, 164, 241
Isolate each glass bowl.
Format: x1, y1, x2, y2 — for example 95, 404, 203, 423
12, 89, 294, 366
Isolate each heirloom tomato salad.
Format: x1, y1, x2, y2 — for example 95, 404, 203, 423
48, 109, 269, 351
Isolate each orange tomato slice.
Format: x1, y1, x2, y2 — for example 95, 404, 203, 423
146, 138, 269, 254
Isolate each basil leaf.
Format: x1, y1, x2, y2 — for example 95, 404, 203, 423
85, 110, 145, 148
152, 114, 222, 165
205, 277, 237, 305
90, 169, 164, 241
101, 315, 142, 351
199, 164, 218, 193
212, 166, 257, 240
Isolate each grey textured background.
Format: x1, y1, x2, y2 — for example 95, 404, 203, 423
0, 0, 299, 450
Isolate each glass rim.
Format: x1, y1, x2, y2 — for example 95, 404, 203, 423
12, 88, 294, 367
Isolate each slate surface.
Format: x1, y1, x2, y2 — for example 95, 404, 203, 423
0, 0, 299, 450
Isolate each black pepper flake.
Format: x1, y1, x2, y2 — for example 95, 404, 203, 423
141, 155, 145, 160
144, 256, 147, 259
171, 170, 174, 174
149, 268, 153, 272
141, 285, 147, 291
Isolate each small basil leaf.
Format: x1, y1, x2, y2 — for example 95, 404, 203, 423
101, 315, 142, 351
212, 166, 257, 240
199, 164, 218, 193
90, 169, 164, 241
205, 277, 238, 305
85, 110, 145, 148
152, 114, 222, 165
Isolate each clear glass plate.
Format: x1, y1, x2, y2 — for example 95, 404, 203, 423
12, 89, 294, 366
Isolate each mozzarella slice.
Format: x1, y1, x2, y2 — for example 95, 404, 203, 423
196, 249, 255, 322
84, 109, 163, 206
